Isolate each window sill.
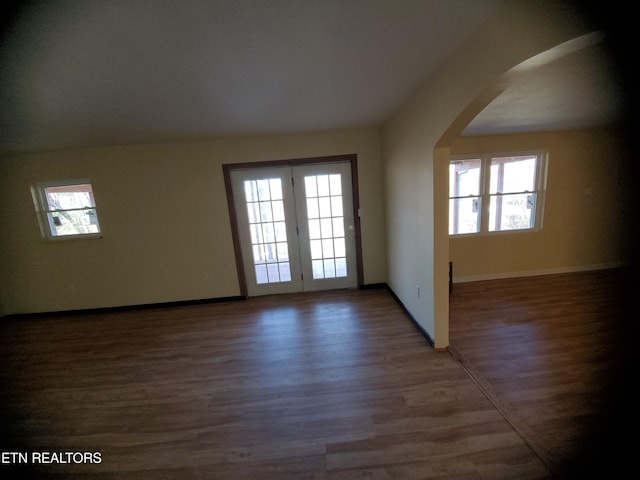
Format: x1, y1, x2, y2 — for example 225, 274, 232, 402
43, 233, 104, 242
449, 228, 541, 238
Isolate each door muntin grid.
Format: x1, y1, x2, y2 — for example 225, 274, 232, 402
304, 174, 348, 279
230, 161, 356, 296
243, 178, 292, 284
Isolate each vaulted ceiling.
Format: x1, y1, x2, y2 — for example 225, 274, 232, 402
463, 41, 622, 136
0, 0, 623, 155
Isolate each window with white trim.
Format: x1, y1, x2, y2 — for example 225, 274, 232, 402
449, 151, 546, 235
33, 180, 102, 239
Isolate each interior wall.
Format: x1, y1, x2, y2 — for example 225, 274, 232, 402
0, 127, 386, 316
449, 128, 627, 281
382, 0, 593, 348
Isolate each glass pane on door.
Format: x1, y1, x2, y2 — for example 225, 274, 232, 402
230, 161, 356, 296
243, 178, 292, 284
304, 174, 347, 279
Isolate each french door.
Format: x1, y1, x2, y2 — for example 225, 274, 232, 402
230, 161, 358, 296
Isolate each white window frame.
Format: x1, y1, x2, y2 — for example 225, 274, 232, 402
449, 150, 547, 236
32, 179, 102, 241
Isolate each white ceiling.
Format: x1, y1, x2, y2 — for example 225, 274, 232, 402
0, 0, 622, 155
462, 41, 623, 136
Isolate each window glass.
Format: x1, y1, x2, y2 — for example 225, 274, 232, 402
489, 193, 536, 232
449, 152, 544, 235
449, 159, 481, 197
36, 181, 101, 238
449, 158, 481, 235
304, 174, 347, 279
449, 198, 480, 235
489, 156, 537, 194
243, 178, 292, 284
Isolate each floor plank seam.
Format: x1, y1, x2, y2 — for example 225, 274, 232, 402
446, 344, 559, 478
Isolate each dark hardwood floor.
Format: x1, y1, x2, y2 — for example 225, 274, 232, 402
448, 268, 633, 479
0, 269, 633, 479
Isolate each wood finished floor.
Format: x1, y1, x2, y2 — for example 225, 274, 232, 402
448, 268, 632, 479
0, 269, 632, 479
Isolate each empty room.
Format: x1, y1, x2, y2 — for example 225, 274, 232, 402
0, 1, 634, 478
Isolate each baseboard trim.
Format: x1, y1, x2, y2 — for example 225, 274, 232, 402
359, 282, 388, 290
384, 284, 435, 348
453, 262, 624, 284
2, 295, 247, 320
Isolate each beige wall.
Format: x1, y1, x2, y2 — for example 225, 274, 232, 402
382, 1, 593, 347
0, 1, 616, 353
0, 127, 386, 316
449, 129, 627, 281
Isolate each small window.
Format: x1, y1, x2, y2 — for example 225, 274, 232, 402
33, 180, 102, 239
449, 151, 546, 235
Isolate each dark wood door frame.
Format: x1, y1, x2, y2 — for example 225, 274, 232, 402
222, 154, 363, 297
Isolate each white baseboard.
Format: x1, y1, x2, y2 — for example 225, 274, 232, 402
452, 262, 624, 284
